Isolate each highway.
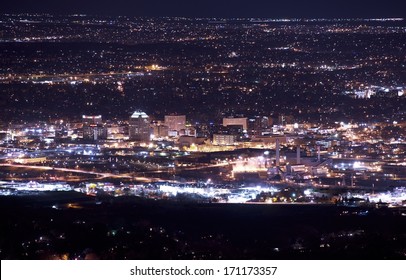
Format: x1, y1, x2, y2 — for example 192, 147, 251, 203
0, 163, 206, 183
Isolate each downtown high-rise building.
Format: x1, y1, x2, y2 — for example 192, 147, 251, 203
129, 111, 150, 142
82, 115, 107, 141
164, 115, 186, 132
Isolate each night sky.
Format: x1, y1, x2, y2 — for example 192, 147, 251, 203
3, 0, 406, 18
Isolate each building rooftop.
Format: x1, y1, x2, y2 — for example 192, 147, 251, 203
130, 111, 149, 119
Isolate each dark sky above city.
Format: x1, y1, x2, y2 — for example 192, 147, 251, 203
3, 0, 406, 18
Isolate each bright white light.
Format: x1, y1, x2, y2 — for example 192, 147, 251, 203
83, 150, 93, 155
228, 196, 248, 203
353, 161, 362, 169
304, 189, 312, 196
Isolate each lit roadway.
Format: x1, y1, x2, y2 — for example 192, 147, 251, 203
0, 161, 235, 183
144, 160, 237, 174
0, 163, 201, 183
182, 161, 236, 170
2, 70, 146, 82
0, 163, 157, 182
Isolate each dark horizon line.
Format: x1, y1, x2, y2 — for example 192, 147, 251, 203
1, 12, 405, 21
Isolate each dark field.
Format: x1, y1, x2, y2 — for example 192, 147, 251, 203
1, 192, 406, 260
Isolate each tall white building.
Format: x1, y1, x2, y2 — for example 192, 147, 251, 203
129, 111, 150, 142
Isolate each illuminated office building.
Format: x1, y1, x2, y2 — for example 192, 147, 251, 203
129, 111, 150, 142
